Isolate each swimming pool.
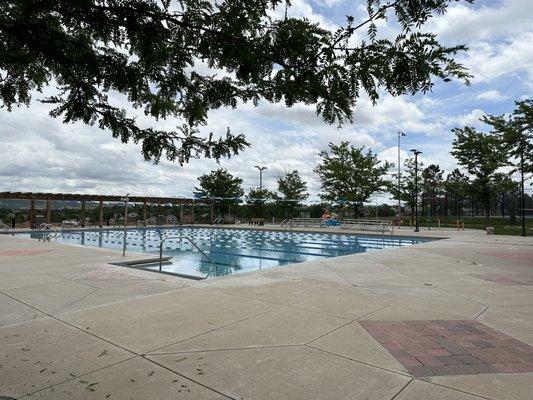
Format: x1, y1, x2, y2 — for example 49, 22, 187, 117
14, 227, 429, 279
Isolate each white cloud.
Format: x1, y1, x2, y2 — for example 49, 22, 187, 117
476, 90, 508, 102
450, 108, 486, 128
464, 33, 533, 84
429, 0, 533, 42
426, 0, 533, 85
0, 0, 530, 205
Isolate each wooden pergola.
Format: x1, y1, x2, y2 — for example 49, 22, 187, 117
0, 192, 214, 227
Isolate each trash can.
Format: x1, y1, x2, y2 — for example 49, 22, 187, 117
35, 214, 45, 226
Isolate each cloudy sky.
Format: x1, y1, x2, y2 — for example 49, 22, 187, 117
1, 0, 532, 204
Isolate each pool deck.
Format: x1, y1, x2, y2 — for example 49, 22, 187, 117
0, 226, 532, 399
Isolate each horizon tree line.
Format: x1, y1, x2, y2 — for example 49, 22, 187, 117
193, 99, 532, 226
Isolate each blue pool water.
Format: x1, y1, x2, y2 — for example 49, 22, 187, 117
15, 227, 429, 278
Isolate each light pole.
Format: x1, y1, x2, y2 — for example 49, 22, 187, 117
254, 165, 267, 222
519, 138, 526, 237
398, 132, 406, 214
410, 149, 422, 232
121, 194, 130, 257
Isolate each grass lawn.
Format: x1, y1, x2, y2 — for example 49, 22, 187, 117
396, 215, 532, 236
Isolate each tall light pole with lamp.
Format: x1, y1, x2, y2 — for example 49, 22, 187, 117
410, 150, 422, 232
254, 165, 267, 222
397, 132, 406, 214
121, 194, 130, 257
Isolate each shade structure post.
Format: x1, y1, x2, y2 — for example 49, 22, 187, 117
99, 199, 104, 228
46, 200, 51, 224
143, 201, 148, 227
80, 200, 86, 227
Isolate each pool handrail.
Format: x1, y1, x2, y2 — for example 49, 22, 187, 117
340, 219, 394, 234
38, 223, 60, 240
288, 218, 324, 228
159, 235, 218, 277
280, 218, 292, 228
287, 217, 394, 234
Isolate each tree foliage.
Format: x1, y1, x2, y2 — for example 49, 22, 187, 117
276, 169, 308, 217
482, 99, 533, 179
443, 168, 470, 216
421, 163, 443, 215
194, 168, 244, 213
245, 187, 275, 205
315, 141, 392, 215
451, 126, 506, 226
1, 0, 472, 163
390, 156, 423, 215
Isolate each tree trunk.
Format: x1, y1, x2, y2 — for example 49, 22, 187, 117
483, 185, 490, 228
510, 197, 517, 224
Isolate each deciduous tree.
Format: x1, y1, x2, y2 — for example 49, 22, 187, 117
421, 164, 443, 217
276, 170, 308, 218
443, 168, 470, 217
451, 127, 505, 228
194, 168, 243, 217
315, 142, 392, 217
391, 157, 423, 216
1, 0, 472, 163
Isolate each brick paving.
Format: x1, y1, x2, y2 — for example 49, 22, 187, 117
359, 320, 533, 377
469, 273, 533, 286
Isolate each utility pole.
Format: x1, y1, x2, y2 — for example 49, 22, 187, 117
254, 165, 267, 222
398, 132, 406, 214
121, 194, 130, 257
520, 139, 526, 236
410, 149, 422, 232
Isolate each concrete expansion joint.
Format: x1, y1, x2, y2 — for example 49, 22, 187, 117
389, 378, 414, 400
145, 344, 304, 356
141, 355, 236, 400
474, 305, 490, 320
18, 356, 139, 399
417, 379, 497, 400
144, 304, 288, 354
305, 344, 411, 378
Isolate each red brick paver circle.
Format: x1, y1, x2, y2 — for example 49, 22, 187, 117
359, 320, 533, 377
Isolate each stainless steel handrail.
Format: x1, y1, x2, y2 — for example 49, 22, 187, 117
38, 223, 60, 241
280, 218, 290, 227
159, 236, 218, 276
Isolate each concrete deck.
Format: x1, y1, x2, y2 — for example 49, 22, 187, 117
0, 227, 532, 399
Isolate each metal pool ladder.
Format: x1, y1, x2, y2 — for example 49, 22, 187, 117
38, 223, 60, 241
159, 236, 219, 276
